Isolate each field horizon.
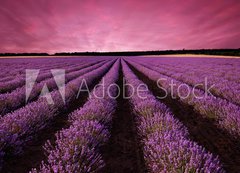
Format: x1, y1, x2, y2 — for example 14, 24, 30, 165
1, 48, 240, 58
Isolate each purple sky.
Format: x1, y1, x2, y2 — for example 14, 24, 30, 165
0, 0, 239, 53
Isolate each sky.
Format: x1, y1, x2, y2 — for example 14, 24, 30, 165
0, 0, 239, 54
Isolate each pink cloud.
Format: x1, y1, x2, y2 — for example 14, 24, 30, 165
0, 0, 239, 53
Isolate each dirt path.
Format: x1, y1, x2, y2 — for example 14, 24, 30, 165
127, 61, 240, 173
2, 64, 113, 173
99, 66, 147, 173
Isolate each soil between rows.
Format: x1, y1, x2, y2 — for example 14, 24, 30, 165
1, 62, 113, 173
126, 61, 240, 173
99, 65, 147, 173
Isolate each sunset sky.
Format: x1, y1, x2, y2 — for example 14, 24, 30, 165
0, 0, 239, 54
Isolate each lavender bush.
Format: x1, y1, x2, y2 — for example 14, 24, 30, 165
122, 59, 225, 173
0, 60, 107, 116
30, 59, 120, 172
126, 59, 240, 138
0, 60, 114, 166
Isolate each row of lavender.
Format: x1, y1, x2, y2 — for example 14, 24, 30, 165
0, 60, 80, 92
121, 59, 224, 172
0, 58, 74, 80
0, 59, 115, 169
125, 59, 240, 139
133, 57, 240, 83
147, 61, 240, 105
31, 60, 120, 172
129, 57, 240, 105
0, 57, 103, 80
0, 57, 109, 94
0, 61, 69, 83
0, 60, 107, 116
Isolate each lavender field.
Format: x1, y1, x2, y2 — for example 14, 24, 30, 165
0, 56, 240, 173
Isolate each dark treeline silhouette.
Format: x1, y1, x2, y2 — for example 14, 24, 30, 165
54, 49, 240, 56
0, 49, 239, 57
0, 53, 49, 56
